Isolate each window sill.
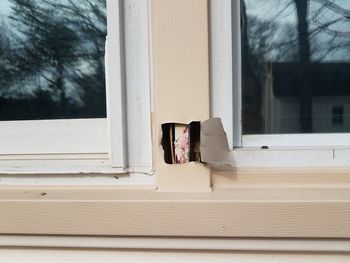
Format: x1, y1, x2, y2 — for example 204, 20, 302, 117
229, 147, 350, 168
1, 170, 350, 238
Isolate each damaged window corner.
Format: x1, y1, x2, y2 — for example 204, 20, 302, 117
160, 115, 261, 175
161, 122, 201, 164
161, 118, 232, 166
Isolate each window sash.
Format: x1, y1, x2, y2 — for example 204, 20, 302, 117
0, 0, 152, 173
211, 0, 350, 149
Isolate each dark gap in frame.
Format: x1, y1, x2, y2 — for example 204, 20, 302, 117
189, 121, 201, 162
161, 122, 201, 164
161, 123, 175, 164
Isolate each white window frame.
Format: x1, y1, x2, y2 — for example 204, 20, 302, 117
0, 0, 152, 175
210, 0, 350, 168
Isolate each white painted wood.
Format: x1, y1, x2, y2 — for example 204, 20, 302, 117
106, 0, 127, 168
232, 0, 243, 147
0, 153, 121, 174
243, 134, 350, 147
0, 165, 123, 175
106, 0, 153, 170
124, 0, 152, 169
0, 153, 108, 160
231, 148, 333, 168
0, 173, 153, 185
233, 135, 350, 167
211, 0, 242, 148
0, 119, 108, 154
0, 236, 350, 253
1, 249, 349, 263
210, 0, 234, 149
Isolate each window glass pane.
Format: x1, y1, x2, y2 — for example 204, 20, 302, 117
0, 0, 106, 120
241, 0, 350, 134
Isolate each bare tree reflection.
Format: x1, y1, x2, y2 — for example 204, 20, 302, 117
242, 0, 350, 134
0, 0, 107, 120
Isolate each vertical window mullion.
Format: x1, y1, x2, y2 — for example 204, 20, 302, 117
106, 0, 127, 168
123, 0, 152, 170
232, 0, 243, 147
210, 0, 233, 149
210, 0, 242, 149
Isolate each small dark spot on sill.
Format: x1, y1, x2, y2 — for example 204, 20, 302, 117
114, 176, 119, 180
40, 192, 47, 196
261, 146, 269, 149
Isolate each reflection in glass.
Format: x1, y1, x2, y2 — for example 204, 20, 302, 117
0, 0, 106, 120
241, 0, 350, 134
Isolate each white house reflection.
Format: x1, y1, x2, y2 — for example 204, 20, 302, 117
241, 0, 350, 134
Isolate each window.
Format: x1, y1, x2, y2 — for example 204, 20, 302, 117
1, 0, 349, 241
332, 105, 344, 126
0, 0, 152, 174
211, 0, 350, 167
0, 0, 107, 121
241, 0, 350, 136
